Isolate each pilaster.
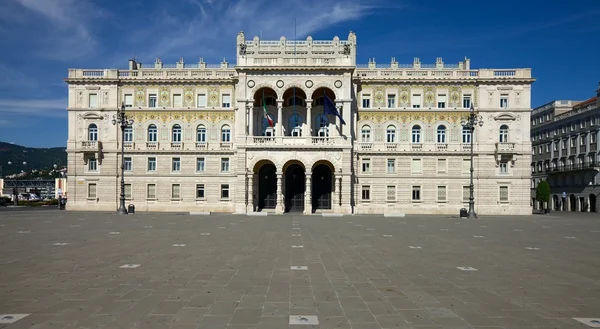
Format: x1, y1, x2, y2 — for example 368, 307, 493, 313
304, 174, 312, 215
276, 171, 284, 214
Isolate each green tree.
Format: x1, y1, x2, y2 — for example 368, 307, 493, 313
536, 180, 551, 212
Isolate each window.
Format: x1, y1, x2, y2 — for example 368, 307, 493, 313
361, 158, 371, 173
411, 94, 421, 108
437, 159, 446, 173
463, 94, 471, 108
316, 114, 329, 137
88, 124, 98, 141
289, 114, 302, 137
124, 94, 133, 107
361, 185, 370, 201
545, 143, 550, 152
196, 184, 205, 199
173, 94, 182, 108
196, 157, 205, 172
562, 140, 567, 149
124, 157, 132, 171
411, 158, 422, 174
148, 157, 156, 171
362, 94, 370, 108
172, 184, 181, 199
581, 134, 586, 145
500, 94, 508, 108
387, 158, 395, 173
437, 186, 447, 202
570, 138, 575, 147
386, 125, 396, 143
499, 186, 509, 202
499, 125, 509, 143
172, 124, 182, 143
88, 158, 97, 171
437, 94, 446, 108
593, 134, 597, 143
361, 125, 371, 142
221, 184, 230, 199
437, 125, 447, 143
148, 124, 157, 142
387, 185, 395, 201
124, 184, 132, 199
196, 125, 206, 142
197, 94, 207, 108
553, 142, 558, 151
222, 94, 231, 108
124, 126, 133, 142
88, 93, 97, 108
221, 158, 230, 172
462, 127, 472, 144
88, 183, 97, 198
147, 184, 156, 199
148, 93, 157, 108
387, 94, 396, 108
411, 125, 421, 143
172, 157, 181, 172
287, 97, 305, 107
221, 125, 231, 142
499, 162, 508, 174
463, 186, 470, 202
411, 186, 421, 201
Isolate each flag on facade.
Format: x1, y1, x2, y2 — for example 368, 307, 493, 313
263, 101, 274, 127
323, 95, 346, 125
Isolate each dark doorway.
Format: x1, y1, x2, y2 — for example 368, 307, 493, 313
553, 195, 560, 211
258, 164, 277, 210
285, 164, 305, 212
570, 194, 577, 211
590, 194, 597, 212
312, 164, 332, 211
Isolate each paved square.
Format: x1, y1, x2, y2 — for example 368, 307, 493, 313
1, 210, 600, 328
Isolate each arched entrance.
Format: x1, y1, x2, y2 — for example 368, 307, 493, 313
284, 163, 305, 212
569, 194, 577, 211
258, 163, 277, 210
312, 163, 333, 211
590, 194, 597, 212
579, 197, 586, 212
553, 195, 560, 211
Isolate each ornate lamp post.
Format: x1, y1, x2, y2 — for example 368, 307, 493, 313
112, 103, 134, 214
461, 105, 484, 219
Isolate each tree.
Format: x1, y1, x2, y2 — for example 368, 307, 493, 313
536, 180, 551, 212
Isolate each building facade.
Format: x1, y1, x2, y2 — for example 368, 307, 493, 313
65, 32, 534, 215
531, 84, 600, 212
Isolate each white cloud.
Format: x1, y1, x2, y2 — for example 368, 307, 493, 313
0, 99, 67, 117
0, 65, 38, 91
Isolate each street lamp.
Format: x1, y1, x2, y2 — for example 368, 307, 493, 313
112, 103, 134, 215
460, 105, 484, 219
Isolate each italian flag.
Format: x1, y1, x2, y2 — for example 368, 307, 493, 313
263, 102, 274, 127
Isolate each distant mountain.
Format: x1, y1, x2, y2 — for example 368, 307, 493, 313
0, 142, 67, 177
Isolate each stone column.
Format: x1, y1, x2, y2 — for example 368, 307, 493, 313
277, 101, 283, 136
276, 172, 284, 214
248, 105, 254, 137
247, 174, 253, 213
305, 103, 312, 138
304, 173, 312, 215
334, 100, 342, 137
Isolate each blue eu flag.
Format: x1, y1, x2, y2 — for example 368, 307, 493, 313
323, 95, 346, 125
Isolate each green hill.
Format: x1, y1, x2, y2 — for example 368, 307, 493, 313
0, 142, 67, 177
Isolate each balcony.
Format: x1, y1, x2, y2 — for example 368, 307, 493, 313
123, 142, 135, 150
195, 142, 207, 150
435, 143, 448, 152
146, 142, 159, 150
410, 143, 423, 151
253, 137, 276, 144
358, 142, 373, 151
549, 162, 600, 173
495, 142, 516, 154
461, 144, 472, 152
79, 141, 101, 153
171, 142, 183, 150
220, 142, 233, 150
385, 143, 397, 151
311, 137, 334, 145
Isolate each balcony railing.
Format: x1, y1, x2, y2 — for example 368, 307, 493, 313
146, 142, 159, 150
410, 143, 423, 151
385, 143, 397, 151
358, 142, 373, 151
123, 142, 134, 150
461, 144, 472, 152
171, 142, 183, 150
550, 162, 600, 173
253, 137, 276, 144
312, 137, 333, 145
435, 143, 448, 152
80, 141, 101, 152
496, 142, 516, 153
195, 142, 207, 150
220, 142, 233, 150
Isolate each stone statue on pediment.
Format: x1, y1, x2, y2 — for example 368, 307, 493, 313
239, 43, 247, 55
343, 44, 351, 55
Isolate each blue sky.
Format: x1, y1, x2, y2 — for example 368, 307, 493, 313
0, 0, 599, 148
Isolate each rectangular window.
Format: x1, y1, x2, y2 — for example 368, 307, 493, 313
411, 94, 421, 108
500, 94, 508, 108
88, 93, 97, 108
387, 94, 396, 108
147, 184, 156, 199
437, 186, 447, 202
124, 157, 132, 171
197, 94, 207, 108
499, 162, 508, 174
88, 158, 97, 171
411, 158, 422, 173
553, 142, 558, 151
148, 93, 157, 108
362, 94, 370, 108
88, 183, 97, 198
196, 184, 205, 199
221, 158, 230, 172
581, 135, 586, 145
173, 94, 182, 108
124, 94, 133, 107
463, 94, 471, 108
124, 184, 132, 199
437, 159, 446, 173
593, 134, 597, 143
411, 186, 421, 201
362, 158, 371, 173
196, 157, 205, 172
221, 184, 230, 199
222, 94, 231, 108
545, 144, 550, 153
499, 186, 509, 202
387, 158, 395, 173
172, 157, 181, 172
462, 159, 471, 173
462, 186, 470, 202
361, 185, 370, 201
171, 184, 181, 199
386, 185, 396, 201
437, 94, 446, 108
148, 157, 156, 171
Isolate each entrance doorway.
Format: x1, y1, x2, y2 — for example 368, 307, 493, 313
590, 194, 597, 212
284, 164, 305, 212
553, 195, 560, 211
258, 163, 277, 210
312, 164, 332, 211
570, 194, 577, 211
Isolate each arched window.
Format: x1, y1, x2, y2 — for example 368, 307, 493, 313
88, 124, 98, 141
147, 124, 157, 142
499, 125, 509, 143
411, 125, 421, 143
172, 124, 182, 143
361, 125, 371, 142
313, 97, 325, 107
288, 113, 303, 137
221, 125, 231, 142
287, 97, 305, 107
260, 96, 277, 107
437, 125, 447, 143
196, 125, 206, 142
386, 125, 396, 143
124, 126, 133, 142
316, 114, 329, 137
462, 127, 472, 144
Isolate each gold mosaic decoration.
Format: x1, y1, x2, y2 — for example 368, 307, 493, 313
127, 111, 235, 124
358, 111, 464, 124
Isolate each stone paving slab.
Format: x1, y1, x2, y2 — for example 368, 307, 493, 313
0, 210, 599, 328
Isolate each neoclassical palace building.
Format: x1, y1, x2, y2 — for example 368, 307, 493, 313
65, 32, 534, 215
